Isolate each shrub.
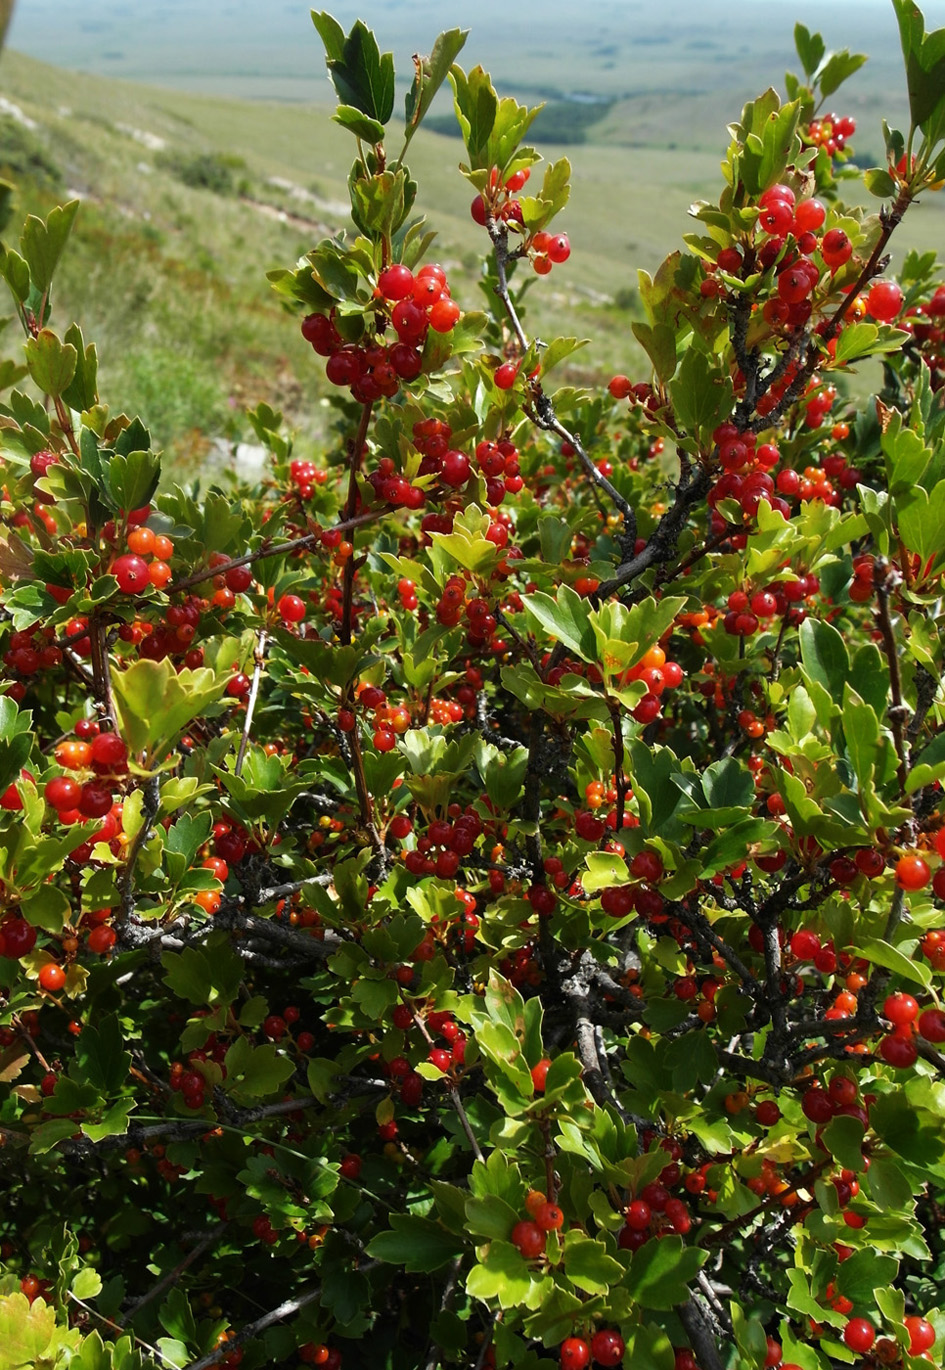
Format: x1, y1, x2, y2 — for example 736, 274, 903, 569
1, 6, 945, 1370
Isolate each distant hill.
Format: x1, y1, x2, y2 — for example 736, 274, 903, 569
1, 12, 943, 472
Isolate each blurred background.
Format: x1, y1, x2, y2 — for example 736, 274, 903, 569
2, 0, 944, 472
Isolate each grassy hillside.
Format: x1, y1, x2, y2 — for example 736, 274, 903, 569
0, 37, 943, 478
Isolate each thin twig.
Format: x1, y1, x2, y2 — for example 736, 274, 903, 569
123, 1223, 228, 1321
235, 630, 268, 777
179, 1286, 323, 1370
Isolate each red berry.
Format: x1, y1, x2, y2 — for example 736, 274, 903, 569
38, 962, 67, 992
531, 1058, 552, 1092
378, 264, 415, 301
590, 1331, 625, 1368
559, 1337, 590, 1370
428, 298, 461, 333
87, 924, 116, 954
879, 1032, 917, 1067
277, 594, 306, 623
510, 1220, 545, 1259
46, 776, 81, 811
904, 1317, 936, 1355
339, 1154, 362, 1181
866, 280, 903, 322
896, 853, 930, 890
843, 1319, 875, 1353
535, 1202, 564, 1231
883, 992, 918, 1026
112, 554, 151, 595
918, 1007, 945, 1043
90, 732, 128, 768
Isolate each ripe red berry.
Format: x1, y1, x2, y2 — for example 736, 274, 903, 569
377, 264, 415, 300
87, 924, 116, 954
918, 1007, 945, 1043
843, 1319, 875, 1353
339, 1154, 362, 1181
896, 853, 930, 890
428, 298, 461, 333
510, 1220, 546, 1259
589, 1331, 625, 1368
494, 361, 520, 390
531, 1058, 552, 1092
112, 554, 151, 594
883, 992, 919, 1026
46, 776, 81, 811
904, 1317, 936, 1355
535, 1202, 564, 1231
865, 279, 903, 322
879, 1032, 918, 1067
559, 1337, 590, 1370
277, 593, 306, 623
38, 962, 67, 991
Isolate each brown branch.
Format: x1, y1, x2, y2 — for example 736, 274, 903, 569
123, 1223, 228, 1321
340, 400, 374, 647
179, 1286, 324, 1370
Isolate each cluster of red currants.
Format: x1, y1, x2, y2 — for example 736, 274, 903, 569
287, 457, 328, 502
301, 262, 460, 402
802, 110, 856, 157
904, 283, 945, 392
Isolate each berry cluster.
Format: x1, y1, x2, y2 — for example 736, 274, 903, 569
802, 110, 856, 157
301, 262, 461, 402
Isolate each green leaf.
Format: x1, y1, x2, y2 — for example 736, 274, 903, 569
871, 1088, 945, 1168
0, 695, 34, 799
310, 9, 345, 61
867, 1156, 916, 1210
0, 1292, 58, 1366
29, 1118, 81, 1154
842, 688, 884, 795
668, 347, 733, 445
794, 23, 825, 77
75, 1014, 131, 1095
857, 937, 932, 988
465, 1239, 537, 1309
799, 616, 849, 700
561, 1231, 624, 1295
893, 0, 945, 128
627, 741, 686, 835
402, 29, 469, 150
625, 1235, 707, 1310
821, 1114, 866, 1171
835, 1248, 899, 1304
102, 449, 161, 515
111, 659, 229, 763
631, 321, 677, 384
521, 585, 596, 661
366, 1214, 464, 1273
222, 1036, 295, 1101
817, 50, 868, 99
450, 65, 498, 168
898, 482, 945, 562
61, 324, 98, 413
316, 17, 395, 125
20, 200, 80, 294
24, 329, 77, 399
334, 105, 386, 143
1, 247, 30, 303
864, 167, 898, 198
465, 1193, 521, 1241
71, 1267, 103, 1301
158, 1287, 198, 1345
